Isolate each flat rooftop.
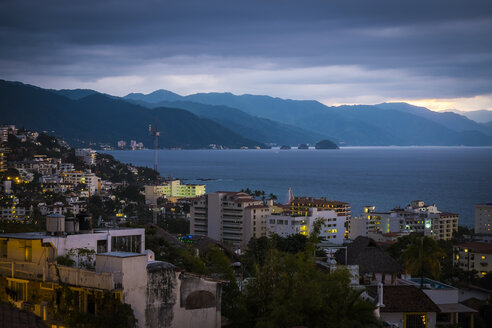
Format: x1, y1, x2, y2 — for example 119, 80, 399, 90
0, 228, 144, 240
97, 252, 145, 258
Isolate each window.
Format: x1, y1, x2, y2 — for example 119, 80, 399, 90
8, 279, 28, 302
404, 313, 427, 328
97, 240, 107, 253
111, 235, 141, 253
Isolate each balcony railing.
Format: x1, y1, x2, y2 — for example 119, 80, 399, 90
0, 259, 120, 291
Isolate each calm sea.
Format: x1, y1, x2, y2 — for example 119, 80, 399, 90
105, 147, 492, 227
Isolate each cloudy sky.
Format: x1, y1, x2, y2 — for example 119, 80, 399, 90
1, 0, 492, 111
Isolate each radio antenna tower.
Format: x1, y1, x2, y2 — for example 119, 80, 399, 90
149, 124, 160, 224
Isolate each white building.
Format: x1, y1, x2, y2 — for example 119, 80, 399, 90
474, 203, 492, 235
267, 208, 346, 244
61, 170, 101, 196
75, 148, 97, 166
190, 191, 271, 248
349, 201, 458, 241
0, 215, 222, 328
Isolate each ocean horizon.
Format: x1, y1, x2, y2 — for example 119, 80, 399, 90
106, 146, 492, 227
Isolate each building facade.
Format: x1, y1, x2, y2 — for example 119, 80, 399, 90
474, 203, 492, 235
453, 242, 492, 277
267, 207, 346, 244
190, 191, 269, 248
349, 201, 458, 241
145, 180, 206, 204
0, 215, 222, 328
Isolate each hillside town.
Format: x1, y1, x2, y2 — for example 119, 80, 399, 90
0, 125, 491, 328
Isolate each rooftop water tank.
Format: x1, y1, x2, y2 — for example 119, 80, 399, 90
46, 213, 65, 235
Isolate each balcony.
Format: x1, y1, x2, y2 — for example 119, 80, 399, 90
0, 259, 120, 291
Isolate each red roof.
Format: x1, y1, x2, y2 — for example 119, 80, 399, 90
455, 242, 492, 254
245, 204, 269, 209
440, 212, 459, 217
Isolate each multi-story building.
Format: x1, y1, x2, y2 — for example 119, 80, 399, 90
267, 207, 346, 244
289, 197, 351, 218
145, 180, 206, 203
61, 171, 101, 196
58, 162, 75, 173
349, 201, 458, 241
0, 214, 222, 327
474, 203, 492, 235
75, 148, 97, 166
190, 191, 269, 248
453, 242, 492, 277
0, 148, 6, 172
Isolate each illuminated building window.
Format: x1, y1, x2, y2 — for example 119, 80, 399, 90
404, 313, 427, 328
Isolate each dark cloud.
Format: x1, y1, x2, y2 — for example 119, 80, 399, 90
0, 0, 491, 106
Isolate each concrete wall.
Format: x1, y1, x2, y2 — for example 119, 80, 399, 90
96, 254, 148, 327
172, 273, 221, 328
146, 264, 221, 328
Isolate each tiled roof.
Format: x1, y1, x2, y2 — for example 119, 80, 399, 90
336, 236, 402, 274
440, 212, 459, 217
0, 304, 47, 328
455, 242, 492, 254
245, 204, 269, 209
366, 285, 440, 313
290, 197, 349, 206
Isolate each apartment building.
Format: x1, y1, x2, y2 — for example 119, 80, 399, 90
190, 191, 269, 248
75, 148, 97, 166
145, 180, 206, 204
474, 203, 492, 235
349, 201, 458, 241
0, 214, 222, 328
0, 148, 6, 172
61, 170, 101, 196
453, 242, 492, 277
267, 207, 346, 244
289, 196, 351, 218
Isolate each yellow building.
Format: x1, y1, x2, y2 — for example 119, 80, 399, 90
145, 180, 206, 204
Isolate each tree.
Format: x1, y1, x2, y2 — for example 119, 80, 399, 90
234, 218, 381, 328
402, 236, 445, 287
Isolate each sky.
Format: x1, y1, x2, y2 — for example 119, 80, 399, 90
1, 0, 492, 111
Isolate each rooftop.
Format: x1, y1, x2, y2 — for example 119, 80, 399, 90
98, 252, 145, 258
366, 285, 440, 313
455, 242, 492, 254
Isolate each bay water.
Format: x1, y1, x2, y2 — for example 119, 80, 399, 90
106, 147, 492, 227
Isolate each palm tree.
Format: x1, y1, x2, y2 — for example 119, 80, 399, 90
402, 235, 445, 288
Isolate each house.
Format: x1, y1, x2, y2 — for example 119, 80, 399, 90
0, 214, 222, 327
335, 236, 402, 285
367, 285, 440, 328
399, 278, 477, 327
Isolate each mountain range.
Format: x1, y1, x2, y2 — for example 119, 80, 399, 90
1, 79, 492, 148
125, 90, 492, 146
0, 80, 263, 149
